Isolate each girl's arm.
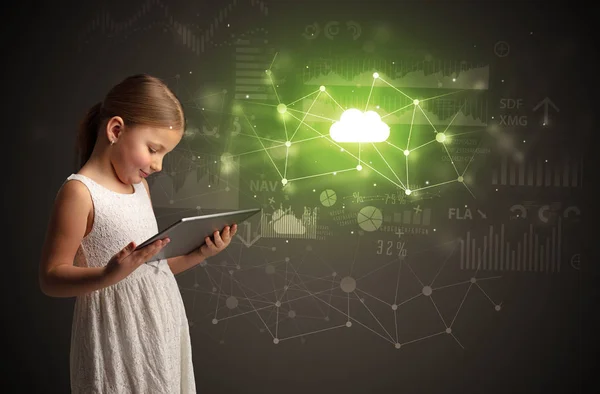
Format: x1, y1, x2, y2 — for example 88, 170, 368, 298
140, 178, 208, 276
166, 250, 206, 276
39, 180, 118, 298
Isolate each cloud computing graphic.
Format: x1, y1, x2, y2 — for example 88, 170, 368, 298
159, 33, 510, 351
86, 6, 579, 351
224, 50, 489, 198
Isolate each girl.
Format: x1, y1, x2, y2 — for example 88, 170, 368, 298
38, 74, 237, 393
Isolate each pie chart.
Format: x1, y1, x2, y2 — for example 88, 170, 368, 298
320, 189, 337, 207
357, 206, 383, 232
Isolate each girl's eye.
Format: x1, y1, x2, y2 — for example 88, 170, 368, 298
148, 147, 157, 154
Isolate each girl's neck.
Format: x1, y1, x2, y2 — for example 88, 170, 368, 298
79, 153, 133, 194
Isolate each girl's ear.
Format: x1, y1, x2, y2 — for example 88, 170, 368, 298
105, 116, 125, 143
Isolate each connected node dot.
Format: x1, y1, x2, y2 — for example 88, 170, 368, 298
285, 257, 290, 262
404, 149, 410, 156
413, 99, 420, 106
273, 338, 279, 344
457, 176, 464, 182
373, 72, 379, 79
495, 305, 502, 311
470, 277, 477, 283
275, 301, 281, 307
226, 296, 238, 309
285, 141, 291, 147
422, 286, 432, 296
446, 327, 452, 334
340, 276, 357, 293
220, 152, 233, 163
405, 189, 412, 195
391, 304, 398, 311
346, 321, 352, 327
319, 85, 326, 91
265, 69, 272, 76
395, 343, 401, 349
324, 316, 330, 322
281, 178, 288, 186
436, 132, 446, 143
356, 164, 363, 171
277, 103, 287, 114
288, 310, 296, 318
212, 318, 218, 325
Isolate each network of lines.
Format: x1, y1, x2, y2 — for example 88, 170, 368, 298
227, 54, 483, 197
183, 238, 502, 348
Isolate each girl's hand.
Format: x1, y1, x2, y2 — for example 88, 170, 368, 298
104, 238, 170, 282
196, 224, 237, 259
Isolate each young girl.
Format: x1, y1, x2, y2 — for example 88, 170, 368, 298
38, 74, 237, 393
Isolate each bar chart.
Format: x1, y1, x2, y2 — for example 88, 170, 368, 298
491, 155, 582, 188
383, 208, 432, 226
459, 218, 562, 272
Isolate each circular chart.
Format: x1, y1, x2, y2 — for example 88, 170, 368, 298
357, 206, 383, 231
320, 189, 337, 207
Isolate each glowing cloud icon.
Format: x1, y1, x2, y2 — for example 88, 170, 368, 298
329, 108, 390, 143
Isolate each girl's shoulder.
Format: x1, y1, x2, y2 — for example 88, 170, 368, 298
56, 177, 93, 212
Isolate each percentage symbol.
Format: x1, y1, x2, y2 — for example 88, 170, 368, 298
397, 241, 407, 258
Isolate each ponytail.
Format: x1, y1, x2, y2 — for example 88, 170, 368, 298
75, 102, 103, 171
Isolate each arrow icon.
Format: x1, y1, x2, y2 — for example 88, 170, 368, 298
533, 97, 559, 125
236, 221, 261, 247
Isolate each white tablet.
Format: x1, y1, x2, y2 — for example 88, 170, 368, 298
137, 208, 261, 261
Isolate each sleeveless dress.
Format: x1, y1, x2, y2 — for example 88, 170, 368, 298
65, 174, 196, 394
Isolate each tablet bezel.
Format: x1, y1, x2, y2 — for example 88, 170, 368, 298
135, 208, 261, 252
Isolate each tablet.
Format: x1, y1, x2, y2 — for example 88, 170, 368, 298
137, 208, 261, 261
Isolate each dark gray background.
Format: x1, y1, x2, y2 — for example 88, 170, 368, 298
4, 0, 597, 393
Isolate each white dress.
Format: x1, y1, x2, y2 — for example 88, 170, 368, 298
65, 174, 196, 394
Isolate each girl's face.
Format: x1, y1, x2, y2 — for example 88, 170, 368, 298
111, 123, 183, 185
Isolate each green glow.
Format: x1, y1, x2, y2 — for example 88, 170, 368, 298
330, 109, 390, 143
220, 152, 233, 163
231, 64, 480, 195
